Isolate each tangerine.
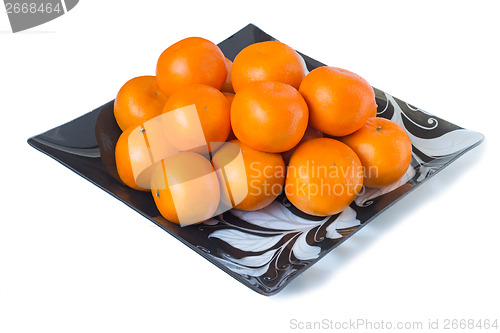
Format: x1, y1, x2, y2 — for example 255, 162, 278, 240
231, 41, 306, 92
212, 139, 285, 211
150, 152, 220, 225
340, 117, 412, 188
115, 121, 177, 191
156, 37, 226, 96
299, 66, 377, 137
285, 138, 363, 216
114, 76, 167, 131
162, 84, 231, 154
231, 81, 308, 153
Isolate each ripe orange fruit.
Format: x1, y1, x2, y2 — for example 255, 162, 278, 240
231, 81, 309, 153
162, 84, 231, 154
150, 152, 220, 225
299, 66, 377, 137
156, 37, 227, 96
212, 139, 285, 211
281, 125, 324, 165
114, 76, 167, 131
220, 58, 235, 93
285, 138, 363, 216
115, 121, 178, 191
340, 117, 412, 188
231, 41, 306, 93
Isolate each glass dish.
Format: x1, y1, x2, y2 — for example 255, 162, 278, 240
28, 24, 484, 295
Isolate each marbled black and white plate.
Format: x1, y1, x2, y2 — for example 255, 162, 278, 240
27, 24, 484, 295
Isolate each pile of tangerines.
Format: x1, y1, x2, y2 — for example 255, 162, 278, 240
112, 37, 412, 225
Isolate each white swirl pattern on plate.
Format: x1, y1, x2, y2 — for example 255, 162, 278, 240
208, 203, 360, 277
381, 92, 483, 182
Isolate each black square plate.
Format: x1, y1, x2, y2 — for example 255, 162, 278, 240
28, 24, 484, 295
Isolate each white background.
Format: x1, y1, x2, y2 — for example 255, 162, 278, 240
1, 1, 499, 332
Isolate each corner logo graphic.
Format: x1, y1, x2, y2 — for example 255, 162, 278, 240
4, 0, 78, 33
